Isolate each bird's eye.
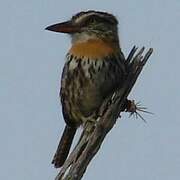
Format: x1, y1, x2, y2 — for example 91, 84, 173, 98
81, 17, 96, 27
88, 17, 95, 23
84, 16, 97, 25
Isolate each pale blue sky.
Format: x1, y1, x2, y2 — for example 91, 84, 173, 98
1, 0, 180, 179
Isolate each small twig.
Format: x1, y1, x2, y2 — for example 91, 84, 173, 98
126, 46, 138, 65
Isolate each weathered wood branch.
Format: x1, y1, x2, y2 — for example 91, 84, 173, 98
55, 46, 153, 180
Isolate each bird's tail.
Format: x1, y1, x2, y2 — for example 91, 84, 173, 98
52, 125, 76, 168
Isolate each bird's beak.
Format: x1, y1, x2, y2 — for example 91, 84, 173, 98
45, 20, 80, 34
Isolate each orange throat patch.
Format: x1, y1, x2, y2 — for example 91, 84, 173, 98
69, 39, 118, 59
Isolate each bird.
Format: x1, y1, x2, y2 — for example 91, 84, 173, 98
45, 10, 127, 168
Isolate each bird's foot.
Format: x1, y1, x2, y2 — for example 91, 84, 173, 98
82, 117, 96, 134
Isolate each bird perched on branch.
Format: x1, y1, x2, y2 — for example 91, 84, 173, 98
46, 10, 127, 168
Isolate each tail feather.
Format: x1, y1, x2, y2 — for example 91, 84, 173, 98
52, 125, 76, 168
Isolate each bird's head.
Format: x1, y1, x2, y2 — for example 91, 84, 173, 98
46, 10, 119, 45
